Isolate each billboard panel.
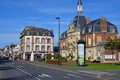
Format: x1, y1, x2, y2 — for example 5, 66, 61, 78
78, 44, 85, 66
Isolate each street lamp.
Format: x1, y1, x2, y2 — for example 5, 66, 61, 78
56, 17, 60, 65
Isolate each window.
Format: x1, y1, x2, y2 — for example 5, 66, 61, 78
47, 46, 51, 52
27, 31, 30, 35
82, 29, 85, 34
35, 38, 39, 44
94, 25, 101, 32
26, 38, 30, 44
88, 26, 92, 33
64, 34, 66, 38
110, 26, 115, 33
42, 32, 45, 36
35, 45, 39, 51
26, 45, 30, 51
97, 36, 101, 43
41, 38, 45, 44
41, 45, 45, 52
37, 31, 39, 35
48, 32, 51, 36
47, 38, 51, 44
88, 37, 92, 45
89, 50, 91, 57
97, 50, 100, 57
105, 55, 115, 59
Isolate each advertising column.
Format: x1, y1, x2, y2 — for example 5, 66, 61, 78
77, 39, 86, 66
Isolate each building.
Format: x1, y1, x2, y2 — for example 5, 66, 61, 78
20, 26, 54, 61
0, 49, 3, 56
60, 0, 85, 60
12, 44, 20, 60
60, 0, 119, 63
81, 18, 118, 63
3, 46, 10, 57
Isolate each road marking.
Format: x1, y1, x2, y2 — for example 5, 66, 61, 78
67, 74, 81, 78
63, 76, 70, 79
35, 77, 41, 80
78, 70, 108, 75
16, 67, 32, 76
17, 66, 23, 68
22, 62, 25, 64
38, 74, 52, 78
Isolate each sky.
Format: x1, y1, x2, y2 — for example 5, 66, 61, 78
0, 0, 120, 48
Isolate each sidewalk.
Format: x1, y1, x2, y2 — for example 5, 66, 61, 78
27, 61, 119, 80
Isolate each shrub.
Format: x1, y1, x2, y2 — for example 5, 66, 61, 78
46, 59, 62, 65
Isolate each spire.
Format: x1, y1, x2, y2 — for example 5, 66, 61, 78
78, 0, 82, 5
77, 0, 82, 16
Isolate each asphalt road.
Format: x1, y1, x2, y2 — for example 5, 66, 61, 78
0, 59, 119, 80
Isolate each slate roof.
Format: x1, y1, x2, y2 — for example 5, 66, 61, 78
73, 15, 86, 30
20, 26, 54, 38
60, 31, 67, 39
81, 18, 118, 34
78, 0, 82, 5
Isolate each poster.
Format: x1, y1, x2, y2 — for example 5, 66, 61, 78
78, 44, 85, 66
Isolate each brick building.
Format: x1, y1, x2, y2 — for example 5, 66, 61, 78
81, 17, 118, 63
60, 0, 119, 63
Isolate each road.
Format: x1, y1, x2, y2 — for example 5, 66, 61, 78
0, 60, 103, 80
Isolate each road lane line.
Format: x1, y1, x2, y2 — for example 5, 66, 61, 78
38, 74, 52, 78
17, 66, 23, 68
27, 62, 105, 80
67, 74, 81, 78
16, 67, 32, 76
35, 77, 41, 80
63, 76, 70, 79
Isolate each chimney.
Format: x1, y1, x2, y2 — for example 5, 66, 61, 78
25, 26, 35, 30
100, 17, 107, 32
86, 18, 90, 24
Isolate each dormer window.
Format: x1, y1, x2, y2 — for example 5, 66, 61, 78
37, 31, 39, 35
110, 26, 115, 33
48, 32, 51, 36
27, 31, 30, 35
42, 32, 45, 36
82, 28, 85, 34
88, 27, 91, 33
64, 34, 66, 38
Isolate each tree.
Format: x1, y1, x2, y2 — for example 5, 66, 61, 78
104, 37, 120, 64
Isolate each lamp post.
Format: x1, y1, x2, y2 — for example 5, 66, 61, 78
56, 17, 60, 65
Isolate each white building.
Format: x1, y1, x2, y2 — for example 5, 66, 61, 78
20, 26, 54, 61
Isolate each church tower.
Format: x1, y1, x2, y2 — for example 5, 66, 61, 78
73, 0, 86, 30
78, 0, 83, 16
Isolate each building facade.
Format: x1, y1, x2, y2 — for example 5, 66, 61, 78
60, 0, 119, 63
20, 26, 54, 61
81, 18, 118, 63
